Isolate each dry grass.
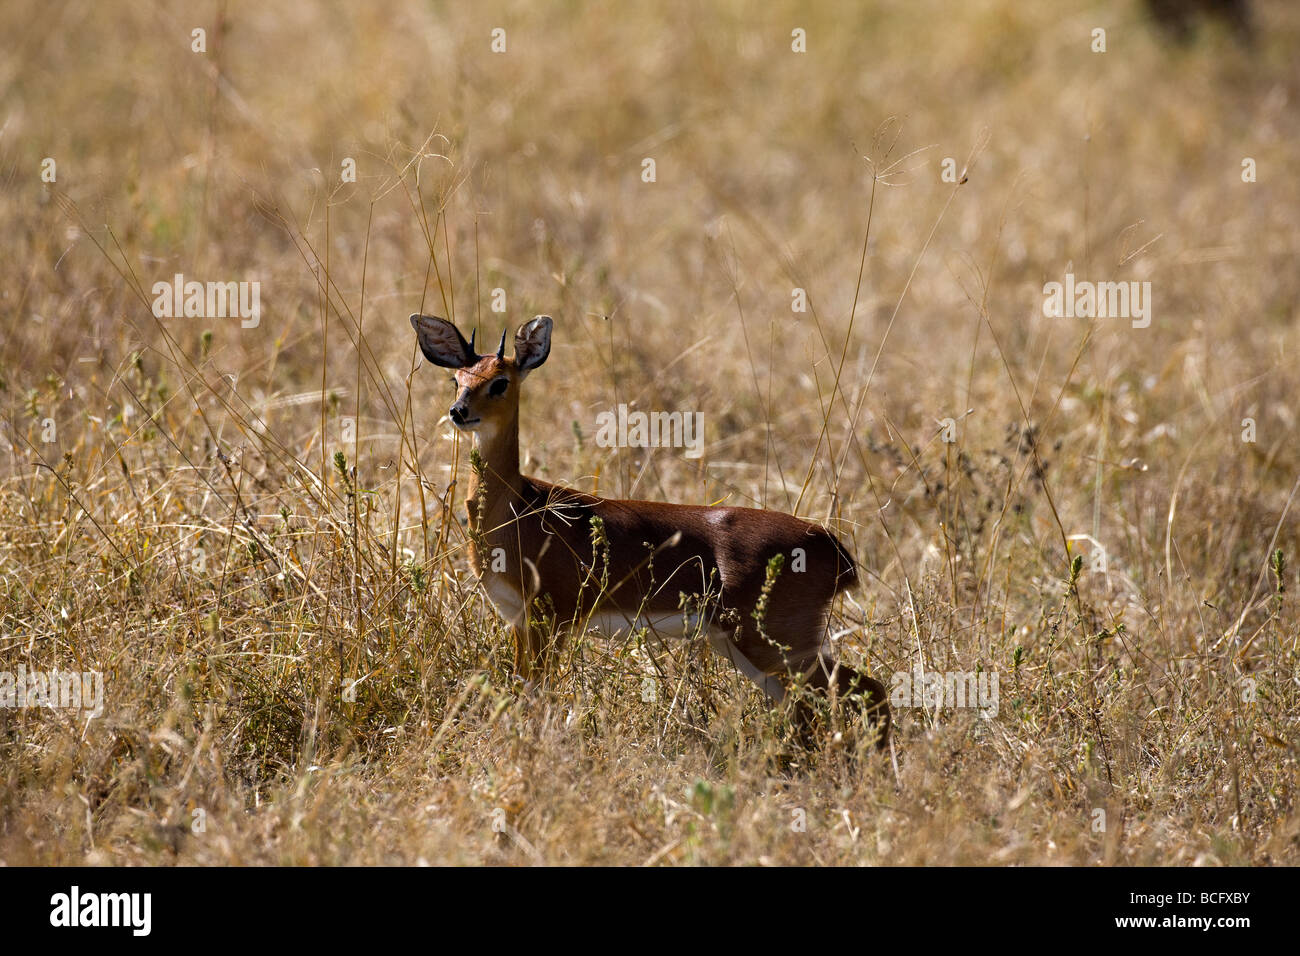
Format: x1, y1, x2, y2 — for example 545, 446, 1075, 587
1, 0, 1297, 865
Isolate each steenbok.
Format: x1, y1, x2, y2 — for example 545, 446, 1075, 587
411, 313, 890, 747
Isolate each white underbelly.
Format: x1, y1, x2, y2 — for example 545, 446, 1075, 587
480, 579, 707, 642
482, 576, 527, 626
582, 609, 707, 641
585, 611, 787, 702
476, 581, 786, 702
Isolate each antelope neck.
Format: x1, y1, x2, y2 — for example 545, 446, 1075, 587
467, 408, 524, 532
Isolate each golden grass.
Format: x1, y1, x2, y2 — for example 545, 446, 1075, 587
0, 0, 1297, 864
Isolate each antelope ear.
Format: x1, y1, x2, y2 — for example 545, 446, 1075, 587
514, 315, 553, 375
410, 314, 476, 368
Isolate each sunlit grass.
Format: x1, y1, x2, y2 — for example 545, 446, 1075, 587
0, 0, 1297, 864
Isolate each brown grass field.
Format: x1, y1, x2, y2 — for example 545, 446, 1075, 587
1, 0, 1298, 865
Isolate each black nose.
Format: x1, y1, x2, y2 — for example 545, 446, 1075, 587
449, 402, 467, 425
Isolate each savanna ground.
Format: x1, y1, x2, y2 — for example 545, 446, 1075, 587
1, 0, 1297, 865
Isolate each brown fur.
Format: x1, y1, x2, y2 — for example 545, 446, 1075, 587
413, 313, 890, 748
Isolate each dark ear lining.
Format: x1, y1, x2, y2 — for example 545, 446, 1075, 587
514, 315, 553, 372
410, 314, 477, 368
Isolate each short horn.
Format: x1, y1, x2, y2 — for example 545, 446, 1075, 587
496, 329, 507, 360
470, 328, 477, 355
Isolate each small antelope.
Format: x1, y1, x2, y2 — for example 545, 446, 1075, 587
411, 313, 890, 747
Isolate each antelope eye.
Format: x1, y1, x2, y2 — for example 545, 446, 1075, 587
488, 378, 509, 397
